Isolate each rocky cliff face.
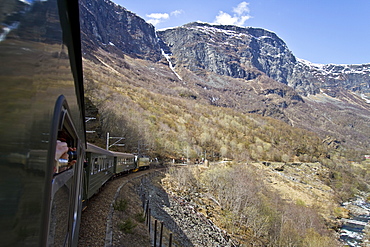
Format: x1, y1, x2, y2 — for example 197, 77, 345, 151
158, 22, 370, 97
80, 0, 370, 152
290, 59, 370, 96
79, 0, 161, 61
158, 22, 297, 85
78, 0, 369, 99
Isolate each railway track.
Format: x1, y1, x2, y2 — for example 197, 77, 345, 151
78, 164, 235, 247
78, 168, 159, 247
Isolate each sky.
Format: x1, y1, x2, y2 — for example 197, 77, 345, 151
112, 0, 370, 65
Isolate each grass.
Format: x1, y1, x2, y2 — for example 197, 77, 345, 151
134, 213, 145, 223
113, 199, 128, 211
118, 219, 137, 234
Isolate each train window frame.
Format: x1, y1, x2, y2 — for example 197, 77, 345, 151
53, 98, 79, 175
44, 95, 81, 246
46, 95, 80, 177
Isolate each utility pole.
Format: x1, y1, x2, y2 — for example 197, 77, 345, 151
187, 146, 189, 163
106, 132, 125, 150
85, 117, 96, 133
106, 132, 109, 150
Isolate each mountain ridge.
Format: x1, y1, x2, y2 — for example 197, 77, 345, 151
75, 2, 370, 246
78, 0, 370, 99
79, 0, 370, 156
79, 0, 162, 61
157, 21, 370, 98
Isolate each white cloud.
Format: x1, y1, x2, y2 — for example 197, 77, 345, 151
147, 13, 169, 20
214, 11, 239, 25
146, 13, 170, 26
171, 10, 183, 17
146, 10, 183, 26
214, 1, 252, 26
233, 2, 250, 16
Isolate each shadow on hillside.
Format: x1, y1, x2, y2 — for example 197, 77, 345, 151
137, 170, 194, 247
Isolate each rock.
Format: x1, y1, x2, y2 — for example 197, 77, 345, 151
79, 0, 161, 61
138, 173, 235, 247
157, 22, 296, 85
158, 22, 370, 97
79, 0, 370, 152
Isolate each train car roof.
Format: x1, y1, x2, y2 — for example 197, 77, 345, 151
86, 143, 113, 155
110, 151, 135, 158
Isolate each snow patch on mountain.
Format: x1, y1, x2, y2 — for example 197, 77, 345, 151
161, 49, 182, 81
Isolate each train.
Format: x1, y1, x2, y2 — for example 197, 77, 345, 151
84, 143, 149, 204
0, 0, 151, 246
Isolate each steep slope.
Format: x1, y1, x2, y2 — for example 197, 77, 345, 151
158, 22, 370, 98
158, 22, 297, 87
79, 0, 370, 156
157, 22, 370, 152
291, 59, 370, 97
75, 3, 370, 246
79, 0, 161, 61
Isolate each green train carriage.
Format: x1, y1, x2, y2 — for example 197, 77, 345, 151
84, 143, 115, 200
111, 151, 137, 175
137, 157, 150, 170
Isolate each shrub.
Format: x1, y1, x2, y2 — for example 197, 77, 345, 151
118, 219, 137, 234
302, 228, 336, 247
114, 199, 128, 211
166, 163, 338, 245
134, 213, 145, 223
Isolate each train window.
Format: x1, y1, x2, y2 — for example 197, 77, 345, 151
47, 95, 82, 246
98, 156, 104, 172
96, 157, 99, 172
52, 97, 79, 175
92, 158, 98, 175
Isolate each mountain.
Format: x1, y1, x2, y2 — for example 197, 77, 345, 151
75, 2, 370, 245
2, 0, 369, 245
158, 23, 297, 88
157, 22, 370, 97
293, 59, 370, 96
79, 0, 161, 61
79, 0, 370, 157
79, 0, 370, 99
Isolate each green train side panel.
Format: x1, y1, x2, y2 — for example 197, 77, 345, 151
138, 157, 150, 169
86, 167, 114, 199
114, 155, 136, 174
85, 147, 115, 200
